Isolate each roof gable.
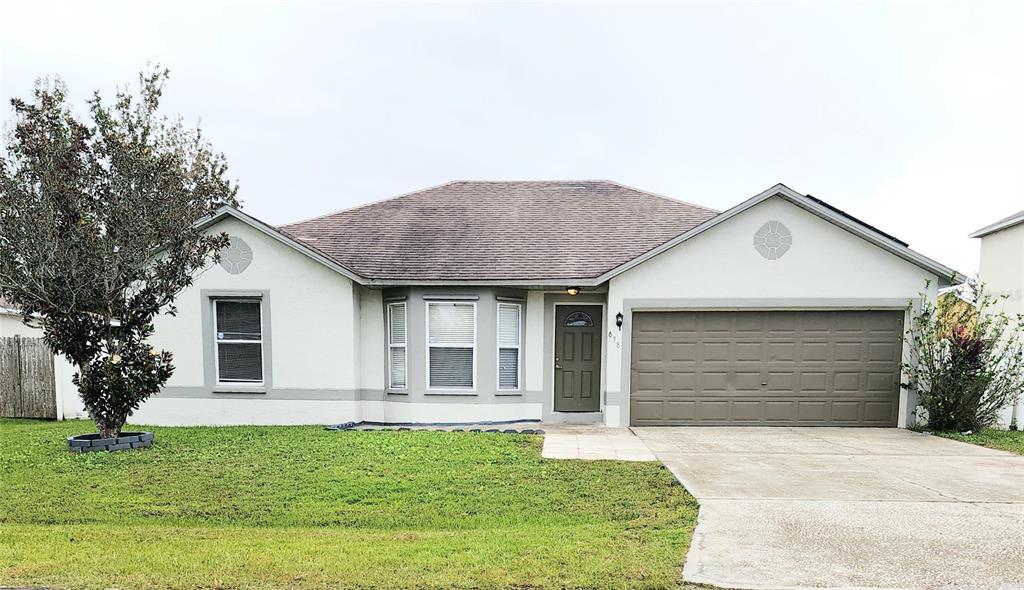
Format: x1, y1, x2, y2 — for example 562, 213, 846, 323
596, 184, 963, 286
197, 207, 367, 284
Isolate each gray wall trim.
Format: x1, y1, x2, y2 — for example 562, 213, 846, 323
496, 295, 526, 302
160, 386, 374, 401
421, 294, 480, 301
384, 295, 408, 302
625, 298, 912, 311
383, 390, 543, 404
159, 386, 546, 404
201, 289, 273, 393
616, 297, 918, 428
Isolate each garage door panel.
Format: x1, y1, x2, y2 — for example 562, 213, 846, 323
799, 372, 828, 393
797, 401, 828, 421
732, 401, 762, 421
701, 372, 729, 392
835, 342, 864, 362
864, 401, 896, 423
766, 372, 795, 391
669, 342, 697, 362
629, 310, 903, 426
869, 342, 899, 362
735, 342, 763, 363
831, 401, 860, 421
702, 342, 731, 362
733, 371, 763, 393
767, 342, 796, 362
635, 342, 665, 362
800, 342, 830, 363
697, 400, 730, 420
666, 401, 696, 420
764, 401, 796, 421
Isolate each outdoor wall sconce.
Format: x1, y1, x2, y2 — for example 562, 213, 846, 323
616, 312, 623, 329
566, 286, 581, 296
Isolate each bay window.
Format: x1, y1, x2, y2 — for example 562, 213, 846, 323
427, 301, 476, 389
387, 302, 407, 389
497, 302, 521, 390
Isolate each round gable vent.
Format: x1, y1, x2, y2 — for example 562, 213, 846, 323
753, 221, 792, 260
220, 236, 253, 274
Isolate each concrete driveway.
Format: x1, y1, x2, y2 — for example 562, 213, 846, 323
633, 427, 1024, 590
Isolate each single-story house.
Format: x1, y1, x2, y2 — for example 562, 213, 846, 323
60, 181, 961, 428
970, 209, 1024, 428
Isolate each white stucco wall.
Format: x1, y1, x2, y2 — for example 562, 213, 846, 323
978, 223, 1024, 318
977, 223, 1024, 428
149, 216, 358, 391
0, 313, 42, 337
604, 196, 939, 427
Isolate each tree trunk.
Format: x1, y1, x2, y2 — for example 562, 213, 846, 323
97, 420, 123, 439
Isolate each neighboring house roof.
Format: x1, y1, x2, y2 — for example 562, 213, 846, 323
0, 296, 17, 315
201, 181, 962, 287
969, 208, 1024, 239
279, 180, 719, 282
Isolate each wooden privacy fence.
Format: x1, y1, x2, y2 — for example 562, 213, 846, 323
0, 335, 57, 419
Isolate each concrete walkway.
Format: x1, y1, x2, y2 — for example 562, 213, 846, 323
633, 427, 1024, 590
541, 424, 656, 461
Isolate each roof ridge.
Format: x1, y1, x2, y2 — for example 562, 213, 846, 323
280, 180, 461, 228
283, 180, 717, 229
603, 180, 720, 214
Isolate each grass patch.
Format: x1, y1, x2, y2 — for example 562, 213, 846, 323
0, 419, 698, 589
935, 427, 1024, 455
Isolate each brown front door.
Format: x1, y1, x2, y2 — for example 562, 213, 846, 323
554, 305, 602, 412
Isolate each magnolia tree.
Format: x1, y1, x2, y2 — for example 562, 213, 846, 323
903, 281, 1024, 432
0, 69, 238, 438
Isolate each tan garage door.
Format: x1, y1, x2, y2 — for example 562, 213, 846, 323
629, 310, 904, 426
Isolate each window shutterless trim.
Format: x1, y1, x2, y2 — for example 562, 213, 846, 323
387, 301, 408, 390
213, 298, 264, 386
496, 301, 522, 391
425, 300, 477, 391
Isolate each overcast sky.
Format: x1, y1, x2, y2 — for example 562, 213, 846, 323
2, 1, 1022, 275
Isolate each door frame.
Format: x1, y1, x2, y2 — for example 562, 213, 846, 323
550, 302, 606, 413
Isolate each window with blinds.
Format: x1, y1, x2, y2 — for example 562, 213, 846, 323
214, 299, 263, 384
427, 301, 475, 389
387, 302, 407, 389
497, 303, 521, 390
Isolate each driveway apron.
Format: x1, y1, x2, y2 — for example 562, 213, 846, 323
633, 427, 1024, 590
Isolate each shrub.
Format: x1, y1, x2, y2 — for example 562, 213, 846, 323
904, 281, 1024, 431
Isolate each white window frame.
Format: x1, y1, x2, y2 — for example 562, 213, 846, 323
496, 302, 522, 391
213, 298, 264, 386
425, 301, 477, 391
387, 302, 408, 390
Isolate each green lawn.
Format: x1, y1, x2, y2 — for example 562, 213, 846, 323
936, 427, 1024, 455
0, 419, 698, 590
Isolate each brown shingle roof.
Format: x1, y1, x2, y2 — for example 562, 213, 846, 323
279, 180, 718, 282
